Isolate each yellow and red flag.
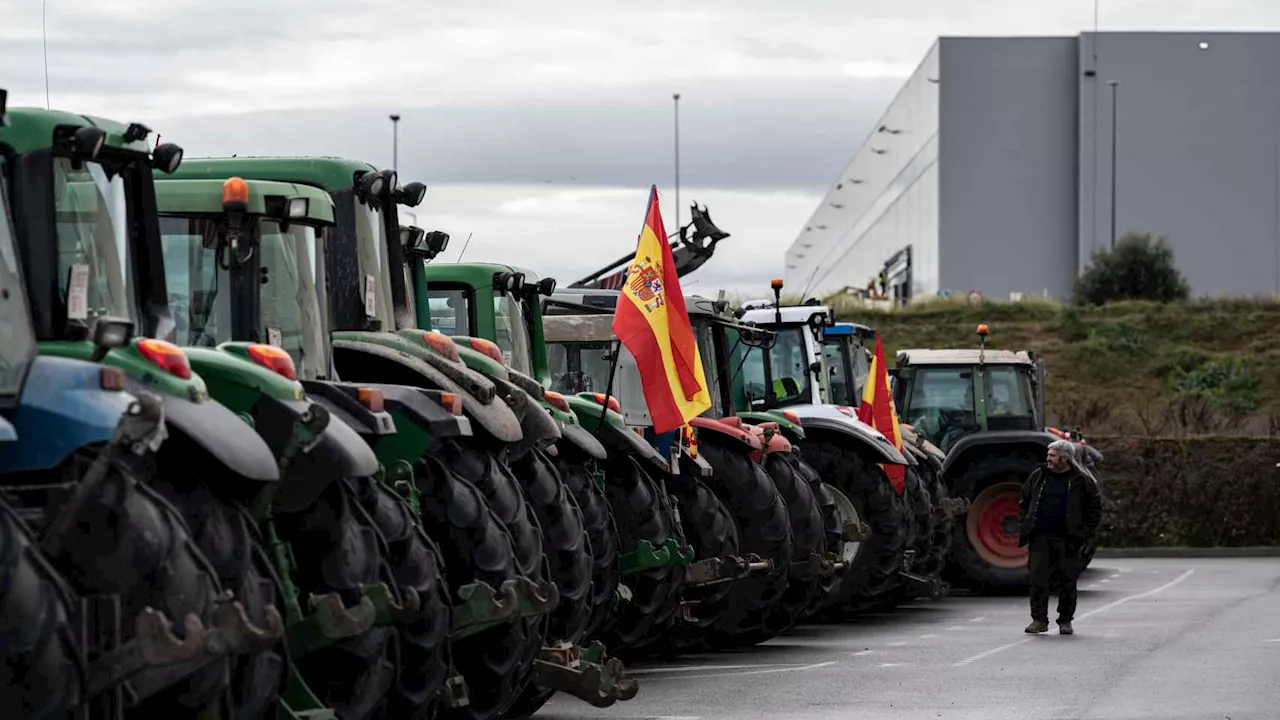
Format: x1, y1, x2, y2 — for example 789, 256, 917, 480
612, 186, 711, 434
857, 332, 906, 495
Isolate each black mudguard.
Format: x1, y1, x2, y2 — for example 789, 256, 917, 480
940, 430, 1057, 477
332, 339, 522, 444
799, 415, 908, 466
356, 383, 474, 441
558, 421, 608, 462
492, 375, 561, 449
152, 386, 280, 483
595, 421, 669, 476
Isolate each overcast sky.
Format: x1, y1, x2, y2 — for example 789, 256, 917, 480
5, 0, 1279, 292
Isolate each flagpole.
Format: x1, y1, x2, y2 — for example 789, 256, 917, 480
673, 93, 681, 234
595, 339, 623, 435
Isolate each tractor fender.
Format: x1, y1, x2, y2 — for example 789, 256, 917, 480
264, 396, 381, 514
493, 375, 562, 448
783, 404, 908, 466
557, 421, 608, 461
0, 356, 138, 473
600, 421, 670, 476
941, 430, 1057, 478
332, 339, 522, 444
152, 386, 280, 483
690, 416, 762, 453
721, 417, 790, 458
302, 380, 471, 440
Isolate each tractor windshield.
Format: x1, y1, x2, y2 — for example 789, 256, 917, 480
903, 366, 978, 451
740, 325, 811, 409
823, 335, 855, 406
353, 198, 395, 330
981, 365, 1036, 430
55, 158, 133, 323
693, 317, 727, 417
0, 160, 34, 400
547, 340, 611, 396
493, 290, 534, 375
159, 215, 329, 379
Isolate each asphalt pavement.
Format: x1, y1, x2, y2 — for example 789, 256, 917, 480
540, 558, 1280, 720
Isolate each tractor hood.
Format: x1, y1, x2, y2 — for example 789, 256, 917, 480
784, 404, 908, 466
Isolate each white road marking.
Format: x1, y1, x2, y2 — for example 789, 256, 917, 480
946, 625, 967, 630
655, 716, 703, 720
877, 663, 904, 668
887, 641, 909, 647
919, 633, 939, 639
1100, 579, 1112, 583
1109, 574, 1121, 579
969, 616, 986, 622
1084, 584, 1101, 590
954, 569, 1196, 667
629, 663, 802, 675
1265, 638, 1280, 643
851, 649, 875, 656
663, 661, 839, 681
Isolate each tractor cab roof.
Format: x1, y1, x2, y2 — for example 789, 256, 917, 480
896, 349, 1035, 367
0, 107, 155, 156
154, 178, 336, 224
168, 156, 380, 194
739, 302, 834, 325
426, 261, 547, 287
826, 321, 876, 339
546, 288, 724, 319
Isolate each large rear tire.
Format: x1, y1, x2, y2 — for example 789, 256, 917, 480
0, 498, 84, 719
415, 454, 537, 720
951, 454, 1039, 591
752, 451, 825, 639
695, 440, 792, 649
660, 475, 740, 654
599, 456, 685, 655
550, 450, 621, 641
800, 441, 908, 616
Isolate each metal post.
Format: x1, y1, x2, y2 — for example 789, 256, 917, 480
390, 114, 401, 173
673, 93, 681, 233
1108, 81, 1119, 249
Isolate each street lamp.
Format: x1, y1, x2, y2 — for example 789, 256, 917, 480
1107, 81, 1119, 249
390, 114, 401, 173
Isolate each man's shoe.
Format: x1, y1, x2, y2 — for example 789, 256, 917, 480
1024, 620, 1049, 634
1058, 621, 1073, 635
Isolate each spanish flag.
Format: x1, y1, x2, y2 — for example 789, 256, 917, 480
612, 186, 711, 434
857, 332, 906, 495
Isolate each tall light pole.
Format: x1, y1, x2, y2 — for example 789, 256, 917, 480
673, 93, 681, 232
390, 113, 401, 173
1108, 81, 1119, 249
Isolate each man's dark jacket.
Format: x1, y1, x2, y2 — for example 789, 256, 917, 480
1018, 465, 1103, 548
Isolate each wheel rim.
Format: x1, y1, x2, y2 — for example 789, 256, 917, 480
825, 485, 863, 564
965, 482, 1027, 569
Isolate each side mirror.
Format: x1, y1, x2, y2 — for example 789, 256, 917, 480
90, 317, 135, 362
397, 182, 428, 207
152, 142, 184, 174
424, 230, 450, 253
400, 225, 426, 250
537, 277, 557, 297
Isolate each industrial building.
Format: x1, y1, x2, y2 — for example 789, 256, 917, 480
784, 32, 1280, 303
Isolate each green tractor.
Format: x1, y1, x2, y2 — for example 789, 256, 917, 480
154, 158, 618, 717
891, 325, 1071, 589
416, 261, 697, 659
0, 107, 304, 717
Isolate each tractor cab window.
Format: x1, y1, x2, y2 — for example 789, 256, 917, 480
258, 219, 328, 380
766, 326, 811, 405
426, 288, 470, 336
160, 216, 224, 347
493, 291, 533, 375
738, 342, 767, 408
982, 365, 1036, 430
54, 158, 133, 324
823, 336, 854, 406
0, 161, 34, 400
547, 341, 612, 396
353, 198, 395, 330
905, 366, 978, 451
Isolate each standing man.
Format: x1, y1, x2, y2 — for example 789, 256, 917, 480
1019, 440, 1103, 635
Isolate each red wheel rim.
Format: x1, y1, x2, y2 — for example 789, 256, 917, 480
965, 483, 1028, 568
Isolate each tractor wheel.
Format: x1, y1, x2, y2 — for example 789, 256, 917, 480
808, 474, 845, 603
659, 475, 741, 654
348, 476, 452, 720
431, 442, 552, 719
599, 455, 686, 655
273, 477, 399, 720
695, 441, 793, 649
800, 441, 908, 615
879, 465, 936, 607
951, 454, 1039, 590
0, 498, 83, 718
550, 450, 621, 640
751, 452, 826, 639
504, 448, 595, 719
921, 464, 955, 578
35, 452, 229, 716
145, 473, 286, 720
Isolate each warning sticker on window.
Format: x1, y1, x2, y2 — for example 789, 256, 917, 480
267, 326, 283, 347
365, 275, 376, 315
67, 264, 90, 320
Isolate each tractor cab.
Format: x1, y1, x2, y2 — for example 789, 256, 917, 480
893, 332, 1046, 454
736, 291, 837, 411
822, 322, 875, 407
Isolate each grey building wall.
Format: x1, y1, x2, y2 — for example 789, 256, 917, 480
1079, 32, 1280, 296
937, 37, 1079, 300
784, 42, 941, 299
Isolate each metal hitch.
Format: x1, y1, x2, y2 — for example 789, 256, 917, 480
513, 576, 560, 618
450, 581, 519, 639
619, 538, 697, 575
935, 496, 971, 520
360, 582, 422, 626
286, 591, 377, 657
684, 553, 774, 587
896, 553, 948, 602
843, 517, 873, 543
531, 641, 639, 708
443, 667, 471, 709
